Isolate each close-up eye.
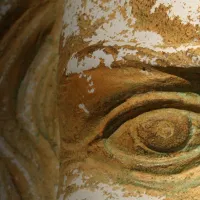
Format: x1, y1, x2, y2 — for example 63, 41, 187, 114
89, 92, 200, 191
2, 0, 200, 199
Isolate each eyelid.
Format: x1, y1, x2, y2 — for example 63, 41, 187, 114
104, 138, 200, 170
97, 92, 200, 138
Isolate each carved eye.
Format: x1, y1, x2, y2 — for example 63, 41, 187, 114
95, 92, 200, 176
136, 109, 189, 153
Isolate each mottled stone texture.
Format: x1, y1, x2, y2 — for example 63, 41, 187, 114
1, 1, 200, 200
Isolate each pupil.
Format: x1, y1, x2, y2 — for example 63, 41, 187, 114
153, 120, 175, 139
136, 109, 190, 153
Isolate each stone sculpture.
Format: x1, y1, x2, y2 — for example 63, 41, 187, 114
1, 0, 200, 199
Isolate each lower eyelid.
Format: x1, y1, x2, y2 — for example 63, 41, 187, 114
105, 137, 200, 173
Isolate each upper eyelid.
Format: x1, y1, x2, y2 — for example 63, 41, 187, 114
97, 92, 200, 139
89, 71, 190, 115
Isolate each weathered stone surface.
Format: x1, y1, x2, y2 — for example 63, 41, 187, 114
1, 1, 200, 200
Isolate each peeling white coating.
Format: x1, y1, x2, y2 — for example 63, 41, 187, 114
67, 55, 99, 74
62, 0, 135, 47
85, 29, 165, 50
69, 172, 85, 187
59, 193, 65, 200
140, 70, 152, 76
66, 54, 97, 75
66, 50, 114, 75
54, 184, 59, 196
84, 10, 136, 46
78, 104, 89, 114
67, 188, 165, 200
87, 75, 92, 82
192, 55, 200, 64
93, 50, 114, 68
58, 175, 68, 200
151, 0, 200, 25
72, 169, 79, 175
88, 88, 95, 94
78, 73, 95, 92
62, 1, 82, 46
89, 81, 94, 87
63, 0, 200, 58
134, 31, 164, 49
66, 46, 160, 75
153, 44, 200, 53
65, 170, 166, 200
116, 49, 138, 61
139, 56, 158, 66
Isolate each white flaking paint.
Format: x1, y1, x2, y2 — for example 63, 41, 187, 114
66, 50, 114, 75
93, 50, 114, 68
86, 30, 164, 50
54, 184, 59, 197
59, 193, 65, 200
116, 49, 138, 61
69, 172, 85, 187
192, 55, 200, 64
78, 73, 95, 92
72, 169, 79, 175
58, 175, 68, 200
66, 43, 200, 76
140, 70, 152, 76
84, 10, 136, 46
149, 57, 158, 66
67, 188, 165, 200
89, 81, 94, 87
87, 29, 200, 53
151, 0, 200, 25
78, 73, 83, 78
87, 75, 92, 82
78, 104, 89, 114
88, 88, 95, 94
154, 44, 200, 53
63, 0, 200, 55
66, 47, 159, 76
134, 31, 164, 49
62, 0, 117, 43
139, 56, 158, 66
62, 1, 82, 46
65, 170, 166, 200
66, 55, 99, 75
63, 0, 135, 47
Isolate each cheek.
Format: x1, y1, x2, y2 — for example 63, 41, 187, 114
61, 168, 166, 200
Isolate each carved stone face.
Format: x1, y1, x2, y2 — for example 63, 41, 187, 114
1, 0, 200, 200
59, 1, 200, 200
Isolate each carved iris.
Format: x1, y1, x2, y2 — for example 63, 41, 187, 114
136, 109, 190, 153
